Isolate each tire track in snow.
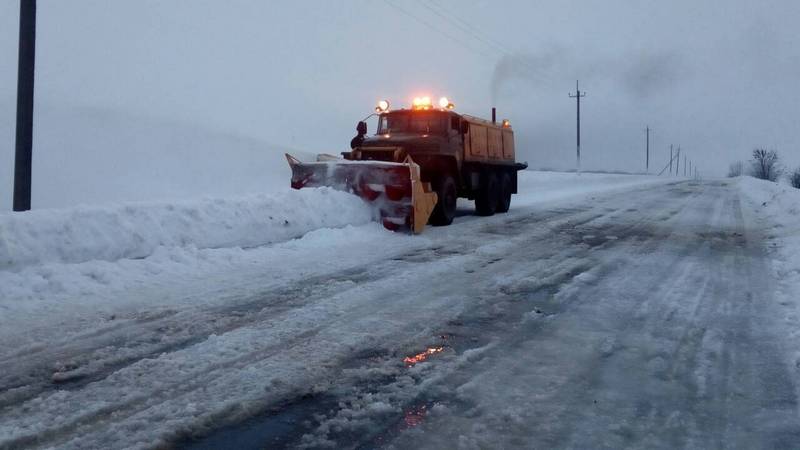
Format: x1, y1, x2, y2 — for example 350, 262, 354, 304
374, 181, 776, 447
0, 267, 388, 410
0, 181, 678, 449
0, 193, 621, 449
0, 198, 605, 412
183, 184, 693, 448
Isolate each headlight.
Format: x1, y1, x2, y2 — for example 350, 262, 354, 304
375, 99, 390, 112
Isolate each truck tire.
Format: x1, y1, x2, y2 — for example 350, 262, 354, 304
475, 171, 499, 216
430, 175, 457, 226
497, 172, 512, 213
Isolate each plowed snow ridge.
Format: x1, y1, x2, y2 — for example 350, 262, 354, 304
0, 187, 372, 270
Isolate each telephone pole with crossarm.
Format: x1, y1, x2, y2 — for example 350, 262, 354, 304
569, 81, 586, 173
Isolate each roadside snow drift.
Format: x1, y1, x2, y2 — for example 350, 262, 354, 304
0, 188, 372, 270
736, 176, 800, 370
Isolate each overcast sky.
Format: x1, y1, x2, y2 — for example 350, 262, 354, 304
2, 0, 799, 199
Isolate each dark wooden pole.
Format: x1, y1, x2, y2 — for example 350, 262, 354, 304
13, 0, 36, 211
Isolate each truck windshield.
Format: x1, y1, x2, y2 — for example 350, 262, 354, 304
377, 112, 446, 135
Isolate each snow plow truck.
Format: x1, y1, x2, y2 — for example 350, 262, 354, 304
286, 96, 527, 233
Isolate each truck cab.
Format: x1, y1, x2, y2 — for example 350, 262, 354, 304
342, 97, 527, 225
346, 109, 461, 170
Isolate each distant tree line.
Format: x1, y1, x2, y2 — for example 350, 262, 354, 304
728, 148, 800, 189
791, 167, 800, 189
727, 161, 744, 177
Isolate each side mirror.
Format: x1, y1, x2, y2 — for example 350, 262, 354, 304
460, 121, 469, 134
356, 121, 367, 135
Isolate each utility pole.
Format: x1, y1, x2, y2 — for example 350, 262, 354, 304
569, 80, 586, 173
13, 0, 36, 212
675, 146, 681, 176
669, 145, 673, 175
645, 126, 650, 173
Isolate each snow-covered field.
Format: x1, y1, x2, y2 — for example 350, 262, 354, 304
0, 105, 310, 211
2, 172, 799, 449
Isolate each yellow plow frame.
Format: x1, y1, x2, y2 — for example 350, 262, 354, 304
286, 154, 437, 233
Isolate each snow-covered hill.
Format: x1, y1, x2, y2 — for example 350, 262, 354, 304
0, 105, 312, 210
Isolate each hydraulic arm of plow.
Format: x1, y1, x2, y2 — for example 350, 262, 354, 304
286, 154, 438, 233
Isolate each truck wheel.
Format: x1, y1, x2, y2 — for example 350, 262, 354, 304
475, 171, 499, 216
496, 173, 512, 213
430, 175, 457, 226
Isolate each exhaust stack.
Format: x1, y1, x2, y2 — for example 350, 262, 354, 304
492, 107, 496, 123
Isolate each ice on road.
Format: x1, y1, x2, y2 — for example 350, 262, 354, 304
1, 174, 798, 449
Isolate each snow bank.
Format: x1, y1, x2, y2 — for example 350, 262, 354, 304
736, 176, 800, 368
737, 176, 800, 212
0, 188, 372, 270
736, 176, 800, 242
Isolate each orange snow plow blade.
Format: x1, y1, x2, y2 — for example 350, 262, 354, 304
285, 153, 438, 233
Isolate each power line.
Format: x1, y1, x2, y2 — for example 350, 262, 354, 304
382, 0, 495, 59
417, 0, 552, 84
418, 1, 507, 54
423, 1, 509, 52
385, 0, 552, 86
658, 146, 680, 176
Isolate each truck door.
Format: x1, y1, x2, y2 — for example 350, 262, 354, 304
449, 115, 462, 144
469, 124, 488, 160
502, 129, 515, 160
487, 127, 502, 160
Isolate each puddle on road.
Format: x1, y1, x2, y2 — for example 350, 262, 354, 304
175, 393, 339, 450
176, 342, 449, 449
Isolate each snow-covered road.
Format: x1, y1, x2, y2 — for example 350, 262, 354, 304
2, 176, 798, 449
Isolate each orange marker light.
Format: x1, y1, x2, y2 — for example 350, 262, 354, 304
412, 96, 435, 110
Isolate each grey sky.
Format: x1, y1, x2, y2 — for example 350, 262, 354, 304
2, 0, 799, 204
